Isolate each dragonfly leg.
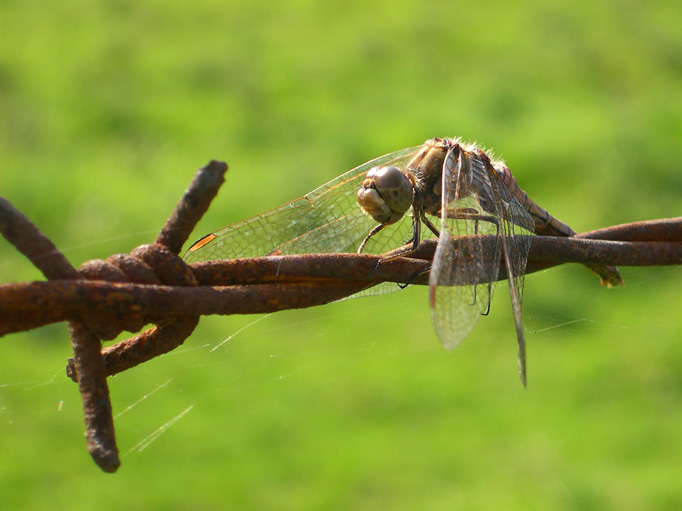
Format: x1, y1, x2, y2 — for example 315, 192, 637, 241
475, 213, 500, 316
397, 264, 433, 289
364, 214, 429, 281
479, 215, 501, 316
393, 214, 431, 287
421, 214, 440, 238
472, 215, 485, 313
357, 224, 386, 254
442, 207, 501, 315
442, 207, 498, 226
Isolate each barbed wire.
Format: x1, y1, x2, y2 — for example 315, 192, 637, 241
1, 160, 680, 472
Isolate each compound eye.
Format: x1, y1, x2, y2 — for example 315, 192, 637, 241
372, 166, 413, 215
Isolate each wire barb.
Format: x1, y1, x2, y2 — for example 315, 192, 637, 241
1, 160, 227, 473
1, 157, 680, 472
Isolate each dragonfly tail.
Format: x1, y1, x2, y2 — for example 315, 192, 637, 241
586, 263, 624, 288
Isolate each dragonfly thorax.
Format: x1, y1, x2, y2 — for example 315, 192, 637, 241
357, 166, 414, 225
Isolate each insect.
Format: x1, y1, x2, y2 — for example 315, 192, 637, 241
185, 138, 623, 384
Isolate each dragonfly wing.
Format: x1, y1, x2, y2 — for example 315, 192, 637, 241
184, 146, 420, 262
482, 161, 535, 385
429, 148, 504, 350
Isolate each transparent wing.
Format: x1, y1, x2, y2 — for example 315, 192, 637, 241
184, 146, 421, 263
429, 148, 501, 350
485, 162, 534, 384
428, 148, 534, 362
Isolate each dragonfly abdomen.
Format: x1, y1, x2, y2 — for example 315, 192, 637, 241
492, 161, 623, 287
492, 162, 575, 238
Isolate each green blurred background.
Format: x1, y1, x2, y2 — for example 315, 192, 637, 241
2, 0, 682, 509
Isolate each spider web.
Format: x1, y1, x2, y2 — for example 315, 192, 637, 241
0, 236, 679, 468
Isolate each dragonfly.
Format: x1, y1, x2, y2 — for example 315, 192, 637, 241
184, 138, 623, 385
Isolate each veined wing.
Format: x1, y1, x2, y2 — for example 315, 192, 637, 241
486, 160, 534, 384
428, 146, 534, 383
184, 146, 421, 263
429, 147, 503, 350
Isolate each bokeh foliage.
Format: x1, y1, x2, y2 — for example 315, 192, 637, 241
1, 0, 682, 509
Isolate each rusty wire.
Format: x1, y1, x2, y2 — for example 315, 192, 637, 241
1, 160, 681, 473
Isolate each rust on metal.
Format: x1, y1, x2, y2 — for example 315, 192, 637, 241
0, 160, 227, 473
1, 156, 680, 473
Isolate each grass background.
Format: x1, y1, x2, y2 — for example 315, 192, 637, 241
1, 0, 682, 509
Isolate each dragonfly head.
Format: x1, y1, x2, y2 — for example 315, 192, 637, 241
357, 166, 414, 225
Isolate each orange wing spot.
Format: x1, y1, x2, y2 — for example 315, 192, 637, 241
188, 234, 217, 251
